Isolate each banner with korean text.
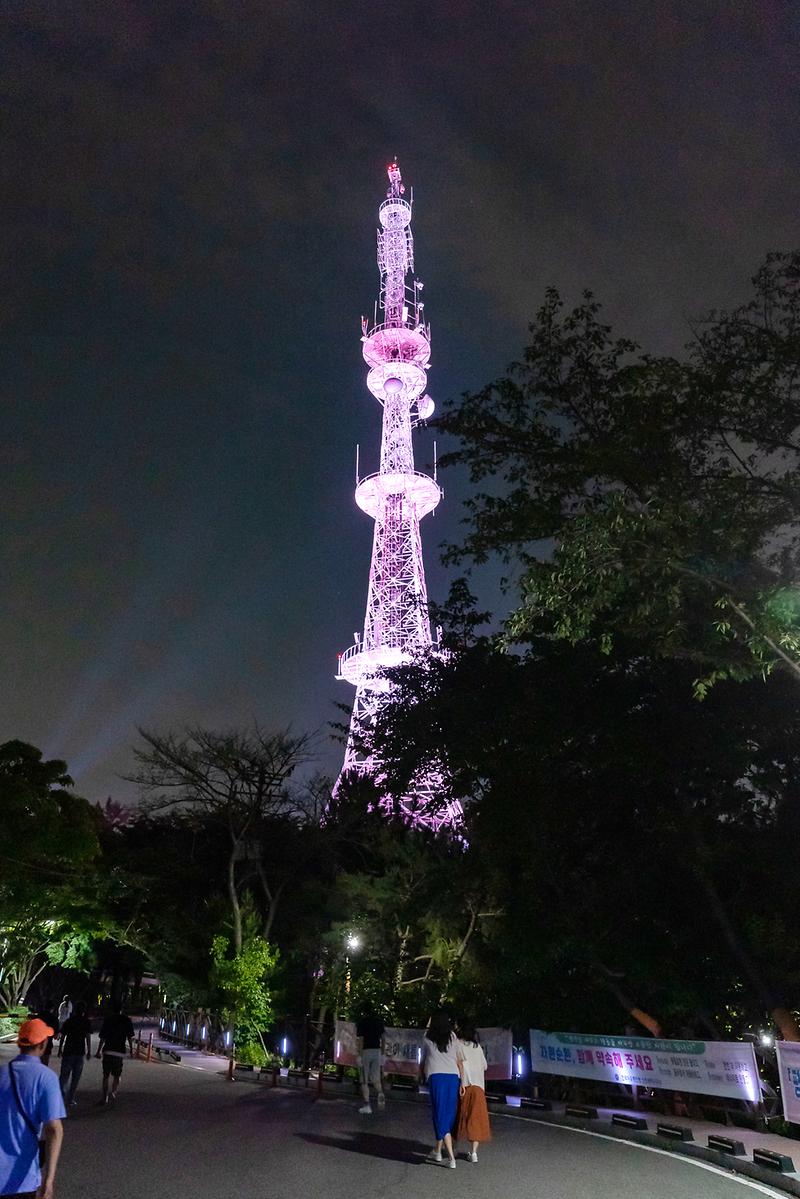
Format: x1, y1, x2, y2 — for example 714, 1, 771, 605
333, 1019, 358, 1068
383, 1027, 425, 1076
776, 1041, 800, 1123
530, 1030, 759, 1102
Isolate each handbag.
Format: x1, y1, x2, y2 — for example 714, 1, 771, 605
8, 1063, 46, 1167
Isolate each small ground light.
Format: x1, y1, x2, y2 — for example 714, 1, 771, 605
282, 1037, 288, 1055
336, 1040, 341, 1059
172, 1021, 176, 1032
201, 1026, 207, 1040
225, 1031, 231, 1047
185, 1023, 190, 1036
417, 1047, 422, 1064
760, 1032, 774, 1047
516, 1052, 525, 1075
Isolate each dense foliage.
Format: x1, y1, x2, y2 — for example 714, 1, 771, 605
437, 253, 800, 693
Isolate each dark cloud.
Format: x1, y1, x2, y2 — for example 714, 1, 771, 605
2, 0, 797, 799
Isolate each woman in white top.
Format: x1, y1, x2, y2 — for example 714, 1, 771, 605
420, 1011, 464, 1168
455, 1025, 491, 1161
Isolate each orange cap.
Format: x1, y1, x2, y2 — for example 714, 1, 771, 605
17, 1018, 54, 1046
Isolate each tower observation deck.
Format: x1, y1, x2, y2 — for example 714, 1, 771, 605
335, 163, 461, 833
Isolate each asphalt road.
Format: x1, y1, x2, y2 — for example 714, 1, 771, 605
42, 1057, 784, 1199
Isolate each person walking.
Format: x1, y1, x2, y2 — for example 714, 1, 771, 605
57, 1002, 92, 1107
455, 1025, 491, 1162
56, 997, 72, 1028
0, 1017, 65, 1199
95, 1002, 134, 1105
420, 1012, 463, 1169
32, 1010, 58, 1070
356, 1009, 385, 1114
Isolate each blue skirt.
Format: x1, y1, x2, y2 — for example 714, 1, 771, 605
428, 1073, 460, 1140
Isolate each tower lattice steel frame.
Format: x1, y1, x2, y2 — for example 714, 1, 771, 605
335, 162, 461, 833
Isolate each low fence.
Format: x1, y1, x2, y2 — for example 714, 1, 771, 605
157, 1007, 232, 1055
155, 1008, 322, 1067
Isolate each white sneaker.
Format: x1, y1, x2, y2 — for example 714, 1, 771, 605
468, 1152, 478, 1162
358, 1104, 372, 1114
376, 1091, 386, 1107
428, 1150, 443, 1163
448, 1159, 456, 1169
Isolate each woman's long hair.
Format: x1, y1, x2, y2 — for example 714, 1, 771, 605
426, 1011, 453, 1054
458, 1023, 480, 1048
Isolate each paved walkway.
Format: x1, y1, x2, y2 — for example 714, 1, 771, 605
3, 1039, 797, 1196
38, 1057, 799, 1198
135, 1027, 800, 1189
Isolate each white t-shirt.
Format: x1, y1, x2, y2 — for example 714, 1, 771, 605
459, 1040, 487, 1089
423, 1034, 462, 1079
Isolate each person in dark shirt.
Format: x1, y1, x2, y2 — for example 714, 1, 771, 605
95, 1003, 135, 1104
34, 1008, 59, 1067
356, 1012, 385, 1114
57, 1001, 92, 1106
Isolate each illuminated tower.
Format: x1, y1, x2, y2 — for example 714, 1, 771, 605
336, 162, 460, 833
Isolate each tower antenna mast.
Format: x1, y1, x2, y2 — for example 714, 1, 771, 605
335, 162, 460, 832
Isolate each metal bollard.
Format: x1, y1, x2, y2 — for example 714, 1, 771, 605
227, 1057, 235, 1083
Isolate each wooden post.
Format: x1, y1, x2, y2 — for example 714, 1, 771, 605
227, 1057, 235, 1082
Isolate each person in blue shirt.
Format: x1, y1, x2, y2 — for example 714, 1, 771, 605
0, 1018, 65, 1198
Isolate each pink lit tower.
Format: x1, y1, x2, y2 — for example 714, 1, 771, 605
336, 162, 461, 833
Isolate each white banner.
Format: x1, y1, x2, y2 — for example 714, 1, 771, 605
333, 1019, 358, 1068
531, 1030, 759, 1103
335, 1021, 514, 1080
478, 1027, 513, 1081
776, 1041, 800, 1123
383, 1027, 425, 1076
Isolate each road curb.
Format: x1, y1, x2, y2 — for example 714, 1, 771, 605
497, 1108, 800, 1197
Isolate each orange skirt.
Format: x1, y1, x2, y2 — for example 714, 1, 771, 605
455, 1084, 492, 1142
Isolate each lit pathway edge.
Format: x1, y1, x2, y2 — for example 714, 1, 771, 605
494, 1108, 798, 1198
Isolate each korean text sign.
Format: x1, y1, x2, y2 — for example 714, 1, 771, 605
383, 1027, 513, 1079
776, 1040, 800, 1123
383, 1027, 425, 1076
530, 1030, 759, 1102
336, 1023, 514, 1080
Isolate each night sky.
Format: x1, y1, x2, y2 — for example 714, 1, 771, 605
3, 2, 798, 803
